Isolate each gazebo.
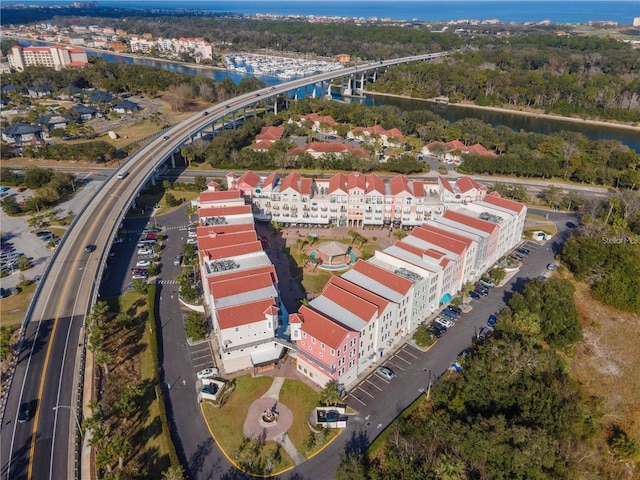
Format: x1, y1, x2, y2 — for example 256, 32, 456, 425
316, 241, 350, 265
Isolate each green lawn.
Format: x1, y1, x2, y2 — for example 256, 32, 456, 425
0, 282, 36, 327
202, 375, 294, 473
279, 379, 321, 455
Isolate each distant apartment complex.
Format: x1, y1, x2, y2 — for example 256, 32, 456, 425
7, 45, 88, 71
193, 171, 526, 386
224, 170, 488, 228
129, 36, 213, 63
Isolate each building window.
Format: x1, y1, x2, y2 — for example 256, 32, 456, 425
321, 343, 325, 350
330, 349, 335, 355
302, 332, 306, 338
235, 327, 239, 332
311, 337, 316, 344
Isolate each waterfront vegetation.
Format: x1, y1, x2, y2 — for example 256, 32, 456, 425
371, 34, 640, 123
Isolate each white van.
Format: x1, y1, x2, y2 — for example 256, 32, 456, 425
137, 248, 153, 256
117, 171, 129, 179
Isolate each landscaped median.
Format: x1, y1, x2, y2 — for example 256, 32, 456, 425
201, 374, 341, 476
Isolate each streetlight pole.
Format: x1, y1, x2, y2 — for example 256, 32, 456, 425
423, 368, 432, 401
52, 405, 82, 436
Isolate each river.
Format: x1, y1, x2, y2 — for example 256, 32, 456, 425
17, 41, 640, 152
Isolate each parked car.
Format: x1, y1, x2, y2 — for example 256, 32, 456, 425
447, 305, 462, 315
511, 253, 523, 261
187, 239, 197, 245
197, 367, 219, 379
427, 324, 444, 338
136, 260, 151, 267
547, 262, 558, 270
173, 255, 182, 266
202, 383, 218, 395
479, 278, 495, 288
475, 285, 489, 295
435, 317, 455, 328
137, 248, 153, 256
517, 247, 530, 255
477, 326, 493, 341
441, 309, 458, 319
487, 314, 497, 327
132, 273, 147, 279
469, 290, 481, 300
113, 237, 124, 244
375, 366, 396, 381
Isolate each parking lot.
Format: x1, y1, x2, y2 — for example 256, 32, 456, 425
346, 343, 422, 407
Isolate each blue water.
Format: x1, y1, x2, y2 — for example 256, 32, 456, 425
5, 1, 640, 25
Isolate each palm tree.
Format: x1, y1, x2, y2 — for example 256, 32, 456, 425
110, 435, 131, 471
184, 205, 197, 223
162, 466, 186, 480
392, 230, 408, 242
320, 381, 342, 406
95, 348, 112, 377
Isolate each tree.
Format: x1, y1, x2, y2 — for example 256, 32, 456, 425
335, 451, 367, 480
490, 267, 506, 286
320, 381, 342, 407
186, 311, 207, 340
392, 229, 407, 242
109, 435, 131, 471
162, 466, 186, 480
539, 185, 563, 208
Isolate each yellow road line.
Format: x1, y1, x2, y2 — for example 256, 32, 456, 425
27, 179, 129, 479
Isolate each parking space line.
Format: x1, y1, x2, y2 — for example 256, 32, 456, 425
191, 351, 212, 360
386, 360, 405, 371
348, 394, 367, 406
401, 347, 418, 359
356, 386, 375, 398
393, 353, 412, 365
364, 379, 383, 391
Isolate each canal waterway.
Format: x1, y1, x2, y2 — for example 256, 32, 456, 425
16, 40, 640, 152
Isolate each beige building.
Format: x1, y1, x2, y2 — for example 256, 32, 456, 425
8, 45, 88, 71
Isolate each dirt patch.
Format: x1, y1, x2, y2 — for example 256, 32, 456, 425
568, 281, 640, 457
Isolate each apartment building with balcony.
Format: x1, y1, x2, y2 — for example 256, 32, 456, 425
8, 45, 88, 71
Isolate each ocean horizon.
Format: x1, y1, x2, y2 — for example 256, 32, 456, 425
4, 1, 639, 25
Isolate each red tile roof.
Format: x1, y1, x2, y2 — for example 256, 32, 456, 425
438, 175, 455, 194
455, 176, 485, 194
237, 171, 261, 188
210, 271, 275, 298
203, 241, 263, 260
328, 173, 347, 194
347, 172, 366, 191
352, 260, 412, 294
411, 225, 469, 254
216, 298, 276, 329
253, 140, 274, 151
443, 210, 499, 234
328, 276, 390, 312
321, 282, 379, 323
365, 174, 385, 195
197, 230, 256, 248
389, 175, 412, 196
261, 172, 279, 189
484, 192, 526, 213
445, 139, 466, 150
289, 142, 369, 157
199, 190, 242, 204
299, 306, 353, 349
465, 143, 497, 157
256, 126, 284, 142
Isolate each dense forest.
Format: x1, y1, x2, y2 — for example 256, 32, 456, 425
560, 191, 640, 314
371, 35, 640, 122
337, 278, 639, 480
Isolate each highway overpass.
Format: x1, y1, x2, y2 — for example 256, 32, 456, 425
0, 51, 449, 480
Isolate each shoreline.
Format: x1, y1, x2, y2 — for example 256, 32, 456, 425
364, 91, 640, 132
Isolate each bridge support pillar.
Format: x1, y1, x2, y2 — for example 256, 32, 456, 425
171, 154, 176, 169
150, 173, 156, 186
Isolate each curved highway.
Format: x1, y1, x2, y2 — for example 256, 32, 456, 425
0, 51, 449, 480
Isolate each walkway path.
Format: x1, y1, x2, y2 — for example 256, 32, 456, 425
243, 376, 306, 465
